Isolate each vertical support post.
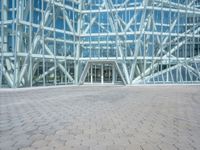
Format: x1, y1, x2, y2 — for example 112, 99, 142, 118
90, 64, 93, 84
53, 1, 56, 86
101, 64, 103, 84
29, 0, 33, 87
0, 0, 6, 87
1, 1, 3, 87
74, 1, 81, 84
63, 0, 67, 85
42, 0, 46, 86
15, 0, 24, 87
112, 63, 115, 84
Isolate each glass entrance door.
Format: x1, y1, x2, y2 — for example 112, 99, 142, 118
92, 64, 101, 83
103, 64, 113, 83
85, 63, 114, 84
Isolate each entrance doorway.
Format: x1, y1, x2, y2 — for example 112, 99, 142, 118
85, 63, 113, 84
84, 63, 123, 84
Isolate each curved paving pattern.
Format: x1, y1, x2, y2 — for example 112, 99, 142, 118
0, 86, 200, 150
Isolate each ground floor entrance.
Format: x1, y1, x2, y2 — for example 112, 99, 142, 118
83, 62, 124, 84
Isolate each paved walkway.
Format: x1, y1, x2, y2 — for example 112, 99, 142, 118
0, 85, 200, 150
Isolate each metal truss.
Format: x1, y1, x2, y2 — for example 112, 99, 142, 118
0, 0, 200, 88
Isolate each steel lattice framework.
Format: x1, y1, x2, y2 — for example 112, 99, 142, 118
0, 0, 200, 88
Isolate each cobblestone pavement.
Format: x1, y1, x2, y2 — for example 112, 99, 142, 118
0, 85, 200, 150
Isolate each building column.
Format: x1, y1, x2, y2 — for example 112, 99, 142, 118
101, 64, 103, 84
90, 64, 93, 84
112, 64, 115, 84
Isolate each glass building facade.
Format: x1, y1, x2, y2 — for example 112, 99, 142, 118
0, 0, 200, 88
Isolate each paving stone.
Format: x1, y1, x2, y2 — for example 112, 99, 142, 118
19, 147, 36, 150
29, 133, 46, 142
69, 145, 90, 150
106, 145, 126, 150
0, 86, 200, 150
31, 139, 47, 148
90, 145, 107, 150
0, 140, 15, 150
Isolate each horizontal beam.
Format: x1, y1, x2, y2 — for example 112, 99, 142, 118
81, 6, 200, 15
1, 53, 199, 62
80, 31, 200, 38
44, 0, 80, 13
19, 20, 78, 36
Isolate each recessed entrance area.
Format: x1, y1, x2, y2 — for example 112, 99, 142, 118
79, 61, 125, 85
85, 63, 113, 84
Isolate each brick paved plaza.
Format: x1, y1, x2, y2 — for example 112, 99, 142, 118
0, 85, 200, 150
